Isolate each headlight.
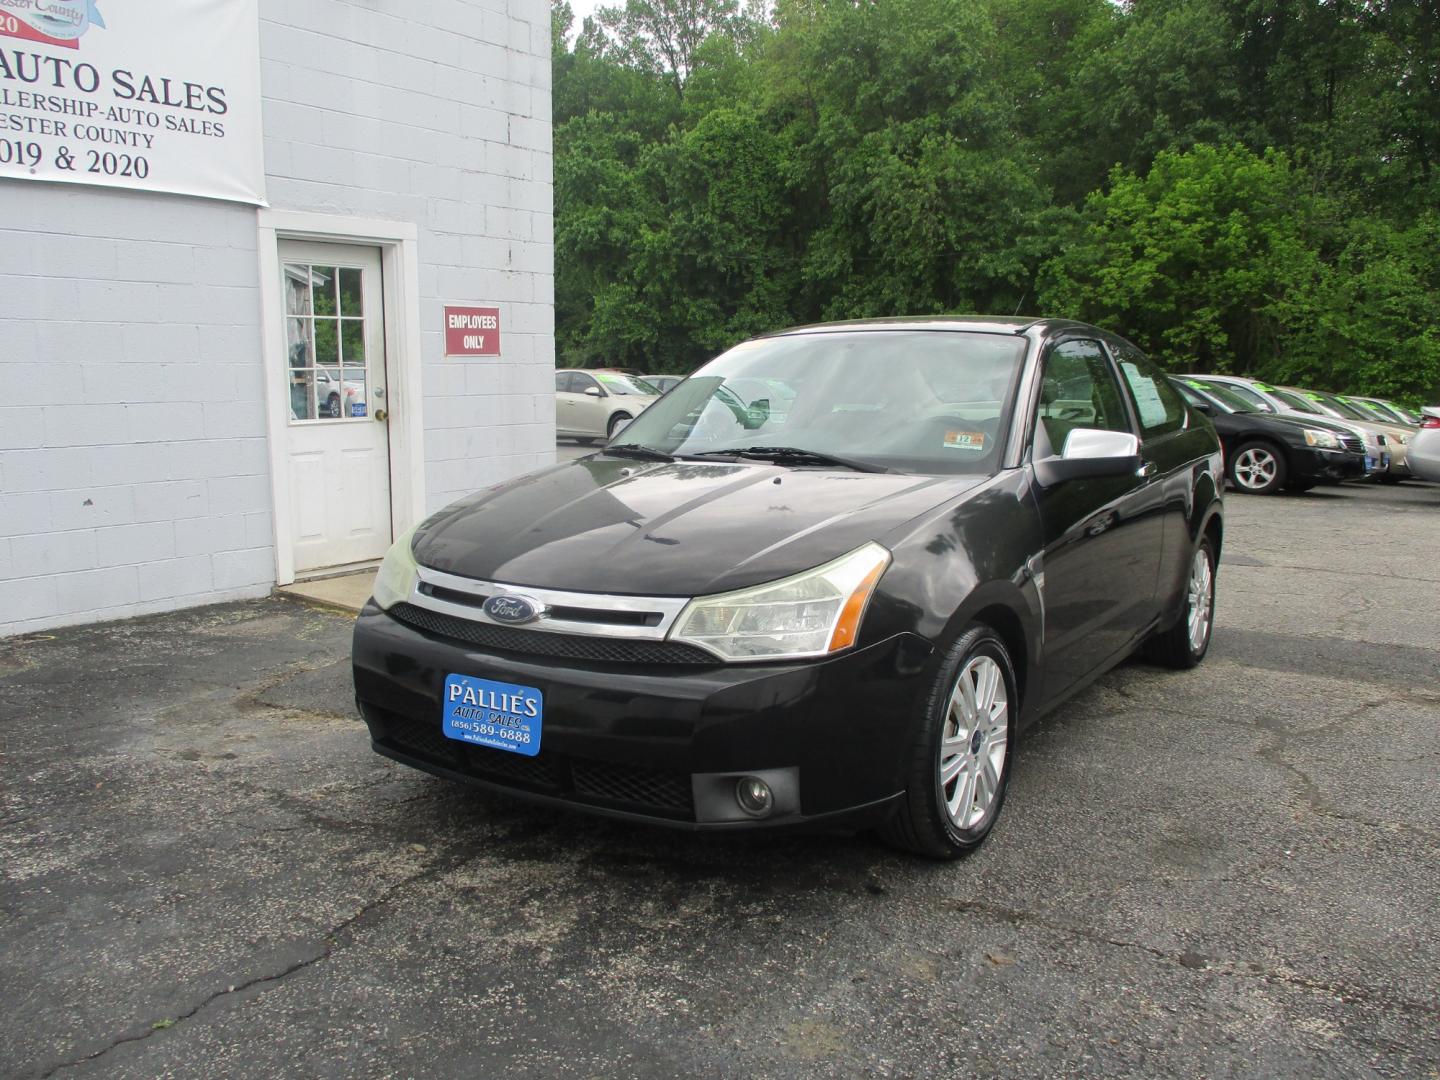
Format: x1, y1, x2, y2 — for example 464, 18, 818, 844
670, 542, 891, 661
372, 522, 422, 610
1302, 429, 1340, 449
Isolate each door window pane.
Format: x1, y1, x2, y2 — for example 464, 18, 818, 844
1036, 339, 1131, 454
313, 318, 340, 367
286, 318, 313, 368
284, 265, 312, 315
341, 319, 365, 366
290, 369, 317, 420
339, 268, 363, 316
312, 266, 338, 316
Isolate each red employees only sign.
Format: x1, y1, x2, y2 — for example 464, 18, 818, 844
444, 306, 501, 357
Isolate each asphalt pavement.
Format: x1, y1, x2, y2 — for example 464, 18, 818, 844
2, 479, 1438, 1079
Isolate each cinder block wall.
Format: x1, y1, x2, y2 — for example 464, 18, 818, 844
0, 0, 555, 637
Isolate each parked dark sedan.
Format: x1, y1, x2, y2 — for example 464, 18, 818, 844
353, 318, 1224, 858
1170, 378, 1368, 493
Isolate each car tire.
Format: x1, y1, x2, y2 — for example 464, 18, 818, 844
325, 393, 342, 419
1228, 440, 1286, 494
607, 412, 632, 438
878, 623, 1016, 860
1144, 537, 1216, 670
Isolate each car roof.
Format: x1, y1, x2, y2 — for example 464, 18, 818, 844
763, 315, 1095, 338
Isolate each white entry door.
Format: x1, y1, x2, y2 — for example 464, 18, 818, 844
280, 241, 391, 573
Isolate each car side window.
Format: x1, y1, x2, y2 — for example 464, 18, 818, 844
1112, 345, 1188, 438
573, 373, 599, 394
1036, 339, 1131, 454
556, 371, 573, 393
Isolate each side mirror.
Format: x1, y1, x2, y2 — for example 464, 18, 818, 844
584, 386, 604, 398
1035, 428, 1142, 487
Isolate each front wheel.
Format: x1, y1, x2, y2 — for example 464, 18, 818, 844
1228, 441, 1286, 494
607, 411, 633, 438
879, 624, 1016, 859
1144, 538, 1216, 669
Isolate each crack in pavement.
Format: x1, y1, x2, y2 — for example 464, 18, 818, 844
33, 842, 487, 1079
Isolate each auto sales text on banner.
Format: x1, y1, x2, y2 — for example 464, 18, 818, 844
0, 0, 265, 204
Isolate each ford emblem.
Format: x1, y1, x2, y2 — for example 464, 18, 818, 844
483, 594, 544, 625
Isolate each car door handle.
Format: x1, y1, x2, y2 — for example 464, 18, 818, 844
1136, 461, 1156, 478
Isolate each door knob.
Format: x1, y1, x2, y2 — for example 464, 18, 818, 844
375, 409, 388, 423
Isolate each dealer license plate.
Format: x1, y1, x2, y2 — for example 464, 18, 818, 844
442, 674, 542, 757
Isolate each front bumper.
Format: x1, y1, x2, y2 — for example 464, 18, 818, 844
352, 602, 933, 831
1292, 447, 1367, 482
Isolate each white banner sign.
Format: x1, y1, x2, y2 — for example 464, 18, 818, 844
0, 0, 265, 204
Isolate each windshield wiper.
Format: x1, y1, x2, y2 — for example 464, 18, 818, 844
689, 446, 891, 473
600, 443, 676, 462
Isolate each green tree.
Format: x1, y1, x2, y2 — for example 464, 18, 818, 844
1039, 144, 1321, 371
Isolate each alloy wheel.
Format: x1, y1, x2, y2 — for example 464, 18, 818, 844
1187, 547, 1214, 653
1233, 447, 1277, 490
938, 655, 1009, 830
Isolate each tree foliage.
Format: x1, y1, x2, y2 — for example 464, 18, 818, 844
553, 0, 1440, 400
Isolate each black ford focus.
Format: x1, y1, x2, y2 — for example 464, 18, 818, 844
353, 317, 1224, 858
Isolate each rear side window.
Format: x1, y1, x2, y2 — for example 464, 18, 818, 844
555, 371, 572, 392
1113, 344, 1188, 437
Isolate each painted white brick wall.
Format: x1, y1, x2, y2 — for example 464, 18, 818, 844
0, 0, 554, 637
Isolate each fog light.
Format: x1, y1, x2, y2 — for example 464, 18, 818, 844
735, 776, 774, 818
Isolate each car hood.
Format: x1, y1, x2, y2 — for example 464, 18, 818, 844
412, 457, 984, 596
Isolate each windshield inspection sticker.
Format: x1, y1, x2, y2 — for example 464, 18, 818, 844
944, 430, 986, 451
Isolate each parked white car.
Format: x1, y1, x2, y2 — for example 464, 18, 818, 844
315, 366, 366, 418
555, 370, 660, 443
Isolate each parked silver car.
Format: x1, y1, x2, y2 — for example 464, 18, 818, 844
1279, 387, 1413, 480
1409, 407, 1440, 482
555, 370, 661, 444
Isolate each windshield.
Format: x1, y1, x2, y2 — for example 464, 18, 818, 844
1314, 394, 1372, 422
1215, 382, 1275, 413
1379, 402, 1419, 424
1270, 388, 1324, 414
1183, 380, 1256, 413
612, 330, 1028, 475
596, 373, 659, 396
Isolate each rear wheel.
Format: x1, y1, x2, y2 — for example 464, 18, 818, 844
1144, 538, 1216, 669
879, 624, 1016, 859
1228, 441, 1286, 494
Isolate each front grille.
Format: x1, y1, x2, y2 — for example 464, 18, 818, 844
363, 704, 695, 819
388, 602, 716, 665
572, 759, 693, 812
1339, 434, 1362, 453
